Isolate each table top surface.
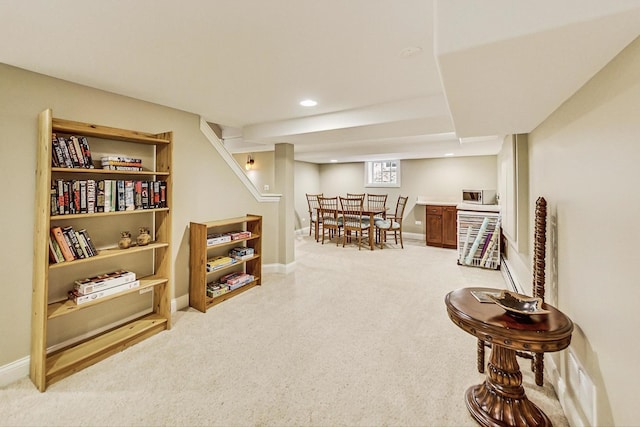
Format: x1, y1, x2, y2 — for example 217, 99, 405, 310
445, 287, 573, 352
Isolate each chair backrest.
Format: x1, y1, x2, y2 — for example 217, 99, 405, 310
346, 193, 365, 201
367, 193, 387, 210
339, 197, 364, 228
318, 196, 339, 222
394, 196, 409, 222
306, 193, 322, 213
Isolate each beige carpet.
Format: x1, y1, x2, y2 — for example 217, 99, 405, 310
0, 234, 569, 426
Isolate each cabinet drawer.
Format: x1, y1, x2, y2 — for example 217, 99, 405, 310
426, 205, 443, 215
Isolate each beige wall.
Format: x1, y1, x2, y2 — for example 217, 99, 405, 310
0, 63, 279, 366
294, 161, 321, 231
500, 37, 640, 425
232, 151, 275, 193
317, 156, 497, 234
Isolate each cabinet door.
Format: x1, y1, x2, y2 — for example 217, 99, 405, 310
442, 207, 458, 248
426, 214, 443, 245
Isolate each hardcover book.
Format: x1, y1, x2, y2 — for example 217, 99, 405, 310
74, 270, 136, 294
50, 226, 75, 262
206, 233, 232, 246
69, 280, 140, 305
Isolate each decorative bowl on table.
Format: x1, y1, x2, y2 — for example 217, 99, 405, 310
488, 290, 550, 317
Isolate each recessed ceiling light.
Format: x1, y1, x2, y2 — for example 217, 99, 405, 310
444, 153, 454, 157
399, 46, 422, 58
330, 159, 338, 163
300, 99, 317, 107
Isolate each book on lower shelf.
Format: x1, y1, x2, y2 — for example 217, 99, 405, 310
219, 272, 255, 289
74, 270, 137, 295
68, 279, 140, 305
229, 246, 254, 260
207, 233, 232, 246
206, 283, 229, 298
206, 256, 237, 272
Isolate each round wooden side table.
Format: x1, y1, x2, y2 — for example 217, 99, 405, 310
445, 287, 573, 427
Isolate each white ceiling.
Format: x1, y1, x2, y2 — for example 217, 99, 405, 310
1, 0, 639, 163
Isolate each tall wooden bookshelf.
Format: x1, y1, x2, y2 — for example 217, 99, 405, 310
189, 215, 262, 312
31, 109, 172, 391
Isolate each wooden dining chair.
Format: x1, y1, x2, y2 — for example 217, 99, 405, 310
367, 193, 387, 241
346, 193, 365, 201
305, 193, 322, 241
318, 196, 342, 245
374, 195, 408, 249
339, 196, 370, 250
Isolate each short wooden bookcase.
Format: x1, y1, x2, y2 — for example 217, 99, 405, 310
189, 215, 262, 312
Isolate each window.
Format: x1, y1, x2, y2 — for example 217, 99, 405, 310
364, 160, 401, 187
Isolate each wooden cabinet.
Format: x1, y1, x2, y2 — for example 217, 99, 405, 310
425, 204, 457, 249
189, 215, 262, 312
31, 109, 172, 391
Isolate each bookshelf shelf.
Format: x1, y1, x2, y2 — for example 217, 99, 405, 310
31, 109, 173, 391
205, 279, 261, 307
48, 242, 169, 270
47, 277, 168, 319
45, 313, 168, 386
52, 167, 170, 177
49, 208, 170, 221
189, 215, 262, 313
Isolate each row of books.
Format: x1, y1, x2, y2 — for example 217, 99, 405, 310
68, 269, 139, 305
206, 230, 252, 246
50, 226, 98, 263
206, 272, 255, 298
52, 134, 95, 169
50, 179, 167, 216
52, 133, 144, 172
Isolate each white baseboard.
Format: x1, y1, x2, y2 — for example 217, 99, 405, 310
263, 261, 296, 274
172, 294, 190, 312
547, 354, 588, 427
402, 231, 424, 241
0, 356, 30, 388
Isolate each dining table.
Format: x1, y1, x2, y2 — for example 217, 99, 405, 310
315, 204, 386, 250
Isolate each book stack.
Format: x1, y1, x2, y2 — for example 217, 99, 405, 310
68, 270, 139, 305
206, 282, 229, 298
51, 179, 167, 215
219, 272, 255, 290
100, 155, 143, 171
229, 246, 254, 261
51, 134, 95, 169
206, 256, 237, 272
50, 226, 98, 263
206, 233, 232, 246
